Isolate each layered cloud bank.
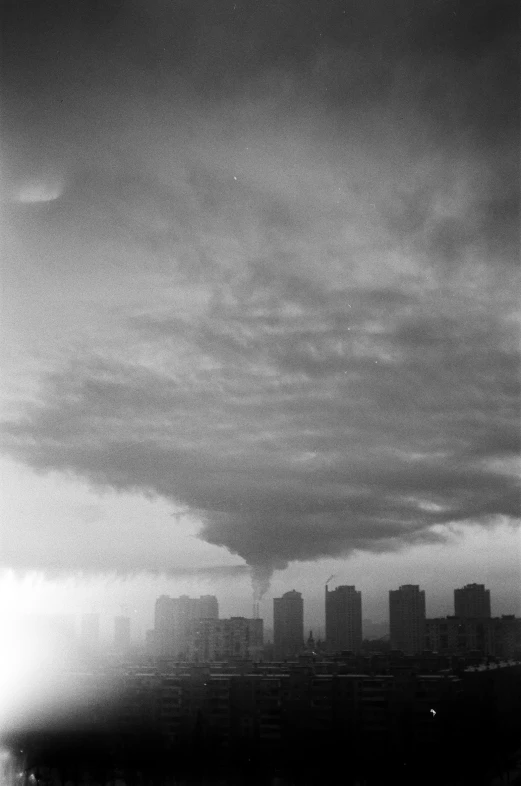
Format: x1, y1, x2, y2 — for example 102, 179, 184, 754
1, 0, 519, 588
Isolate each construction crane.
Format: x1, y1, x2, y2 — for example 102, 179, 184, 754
325, 574, 336, 589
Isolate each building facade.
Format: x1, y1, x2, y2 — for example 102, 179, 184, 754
187, 617, 264, 661
454, 584, 491, 618
273, 591, 304, 660
114, 615, 131, 653
155, 595, 176, 657
325, 585, 362, 653
425, 615, 521, 658
145, 629, 156, 657
154, 594, 219, 657
105, 665, 466, 757
389, 585, 426, 654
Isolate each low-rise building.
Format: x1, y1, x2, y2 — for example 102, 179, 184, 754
425, 616, 521, 658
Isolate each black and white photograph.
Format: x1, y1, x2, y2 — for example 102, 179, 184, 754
1, 0, 520, 783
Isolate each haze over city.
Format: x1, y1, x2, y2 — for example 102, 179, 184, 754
1, 0, 520, 648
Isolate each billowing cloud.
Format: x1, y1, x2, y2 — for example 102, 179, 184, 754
1, 0, 519, 593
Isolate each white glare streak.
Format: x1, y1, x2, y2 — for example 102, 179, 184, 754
15, 178, 65, 204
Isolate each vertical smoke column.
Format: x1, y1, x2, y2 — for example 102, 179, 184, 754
251, 564, 273, 619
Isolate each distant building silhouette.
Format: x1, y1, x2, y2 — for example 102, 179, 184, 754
425, 614, 520, 658
198, 595, 220, 619
389, 585, 426, 654
273, 590, 304, 659
188, 617, 263, 661
114, 615, 131, 653
145, 628, 156, 656
325, 585, 362, 653
80, 613, 100, 651
454, 583, 491, 618
154, 594, 219, 657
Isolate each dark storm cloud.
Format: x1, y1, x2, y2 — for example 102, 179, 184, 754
1, 0, 519, 584
2, 263, 519, 578
3, 0, 518, 130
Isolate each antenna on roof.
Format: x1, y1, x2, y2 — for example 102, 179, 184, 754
325, 574, 336, 590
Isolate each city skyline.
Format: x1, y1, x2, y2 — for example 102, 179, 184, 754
2, 576, 519, 731
5, 578, 517, 647
0, 0, 519, 701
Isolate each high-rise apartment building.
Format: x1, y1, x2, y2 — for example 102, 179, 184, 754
154, 594, 219, 657
114, 615, 131, 653
80, 613, 100, 651
145, 629, 156, 656
155, 595, 176, 656
389, 585, 426, 654
325, 585, 362, 652
273, 590, 304, 660
198, 595, 219, 619
188, 617, 263, 661
454, 584, 491, 618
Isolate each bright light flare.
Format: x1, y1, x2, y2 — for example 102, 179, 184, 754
0, 614, 118, 735
0, 573, 110, 735
0, 616, 73, 732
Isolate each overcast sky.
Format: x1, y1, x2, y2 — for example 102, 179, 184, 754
1, 0, 519, 634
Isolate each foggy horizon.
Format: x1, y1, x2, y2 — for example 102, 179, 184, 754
2, 572, 518, 646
